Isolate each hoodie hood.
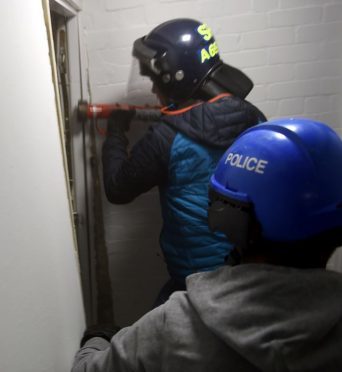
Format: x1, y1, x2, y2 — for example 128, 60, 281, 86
161, 95, 266, 148
187, 264, 342, 372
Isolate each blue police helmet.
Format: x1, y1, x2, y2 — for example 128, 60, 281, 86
209, 118, 342, 245
133, 18, 253, 104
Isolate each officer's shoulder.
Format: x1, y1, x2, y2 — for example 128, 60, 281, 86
149, 120, 177, 137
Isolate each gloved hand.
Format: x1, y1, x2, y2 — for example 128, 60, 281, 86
80, 323, 121, 347
107, 109, 136, 135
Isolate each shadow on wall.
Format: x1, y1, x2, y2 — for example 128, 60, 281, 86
99, 105, 168, 327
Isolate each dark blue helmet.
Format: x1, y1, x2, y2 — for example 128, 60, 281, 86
133, 18, 253, 104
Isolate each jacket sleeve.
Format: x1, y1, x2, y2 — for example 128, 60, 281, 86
102, 123, 173, 204
71, 306, 165, 372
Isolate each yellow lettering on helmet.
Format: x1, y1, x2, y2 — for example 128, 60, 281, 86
201, 48, 211, 63
197, 24, 213, 41
200, 42, 219, 63
209, 42, 219, 57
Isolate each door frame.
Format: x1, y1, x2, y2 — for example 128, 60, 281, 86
45, 0, 96, 325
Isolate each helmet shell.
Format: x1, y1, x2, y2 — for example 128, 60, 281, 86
210, 118, 342, 242
133, 18, 221, 103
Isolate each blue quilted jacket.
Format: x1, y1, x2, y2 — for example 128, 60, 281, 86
102, 95, 266, 282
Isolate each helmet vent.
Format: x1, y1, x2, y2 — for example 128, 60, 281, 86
175, 70, 184, 81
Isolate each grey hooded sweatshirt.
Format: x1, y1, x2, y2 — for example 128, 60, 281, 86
72, 264, 342, 371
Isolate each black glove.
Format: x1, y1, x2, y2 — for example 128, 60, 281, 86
80, 323, 121, 347
107, 109, 136, 135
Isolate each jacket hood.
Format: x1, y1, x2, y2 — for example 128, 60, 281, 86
186, 264, 342, 371
161, 95, 266, 148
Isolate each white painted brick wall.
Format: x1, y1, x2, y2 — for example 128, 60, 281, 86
81, 0, 342, 126
269, 44, 319, 64
242, 28, 295, 49
218, 14, 267, 33
80, 0, 342, 326
325, 3, 342, 22
296, 22, 342, 43
278, 97, 305, 116
295, 60, 341, 79
268, 7, 323, 27
105, 0, 142, 11
253, 0, 279, 12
